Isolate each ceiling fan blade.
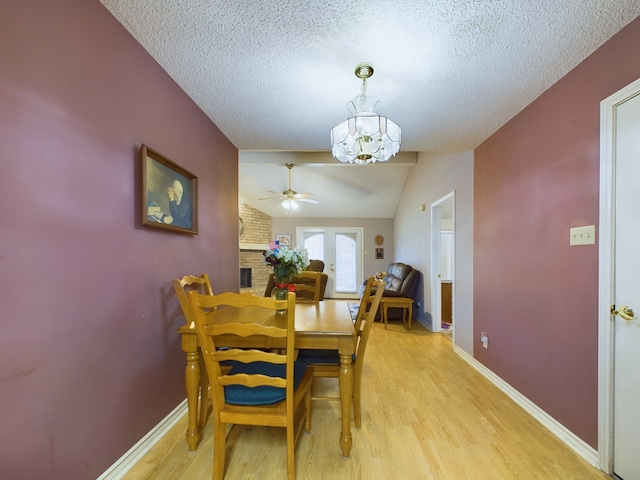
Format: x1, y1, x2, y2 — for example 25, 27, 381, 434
262, 164, 318, 206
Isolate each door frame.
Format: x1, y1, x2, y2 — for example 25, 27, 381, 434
430, 191, 455, 335
597, 76, 640, 474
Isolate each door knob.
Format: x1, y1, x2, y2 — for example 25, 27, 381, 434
612, 305, 637, 321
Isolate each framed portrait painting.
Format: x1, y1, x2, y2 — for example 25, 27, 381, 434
140, 144, 198, 234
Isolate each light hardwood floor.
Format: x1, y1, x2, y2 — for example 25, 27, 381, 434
124, 321, 611, 480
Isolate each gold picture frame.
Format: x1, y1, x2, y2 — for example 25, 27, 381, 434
140, 144, 198, 234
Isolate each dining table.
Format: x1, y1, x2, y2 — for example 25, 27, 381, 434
177, 298, 357, 457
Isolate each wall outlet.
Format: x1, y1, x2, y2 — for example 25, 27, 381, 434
481, 332, 488, 349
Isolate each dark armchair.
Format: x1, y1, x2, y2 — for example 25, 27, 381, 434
360, 262, 420, 320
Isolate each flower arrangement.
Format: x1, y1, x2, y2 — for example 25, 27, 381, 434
263, 241, 310, 286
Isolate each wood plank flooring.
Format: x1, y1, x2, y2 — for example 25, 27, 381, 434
123, 321, 611, 479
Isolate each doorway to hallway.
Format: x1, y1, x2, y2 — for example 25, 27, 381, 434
431, 192, 455, 339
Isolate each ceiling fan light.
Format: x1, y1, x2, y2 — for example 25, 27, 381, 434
282, 198, 299, 210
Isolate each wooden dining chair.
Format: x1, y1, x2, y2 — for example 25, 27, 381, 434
351, 275, 379, 328
188, 291, 313, 480
173, 273, 214, 327
291, 271, 322, 303
296, 277, 385, 428
173, 273, 215, 429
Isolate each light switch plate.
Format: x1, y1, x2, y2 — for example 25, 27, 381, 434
570, 225, 596, 246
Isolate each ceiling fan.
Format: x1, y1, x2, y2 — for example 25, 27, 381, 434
259, 163, 319, 210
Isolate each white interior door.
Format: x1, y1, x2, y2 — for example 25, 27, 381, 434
298, 227, 363, 299
612, 89, 640, 479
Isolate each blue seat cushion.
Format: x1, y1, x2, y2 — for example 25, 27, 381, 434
225, 361, 308, 406
297, 349, 356, 365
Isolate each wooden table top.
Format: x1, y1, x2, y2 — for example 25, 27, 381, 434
179, 299, 356, 351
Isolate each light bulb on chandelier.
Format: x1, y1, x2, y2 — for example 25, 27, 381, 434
330, 63, 401, 165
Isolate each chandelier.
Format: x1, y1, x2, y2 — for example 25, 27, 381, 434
330, 63, 401, 164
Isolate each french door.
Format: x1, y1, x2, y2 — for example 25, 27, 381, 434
297, 227, 363, 299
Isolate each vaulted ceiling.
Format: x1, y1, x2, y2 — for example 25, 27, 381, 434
100, 1, 640, 217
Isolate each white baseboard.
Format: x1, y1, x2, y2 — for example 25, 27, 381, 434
453, 346, 602, 470
415, 314, 432, 331
97, 399, 188, 480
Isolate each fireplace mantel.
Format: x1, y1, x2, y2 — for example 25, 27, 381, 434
239, 243, 269, 251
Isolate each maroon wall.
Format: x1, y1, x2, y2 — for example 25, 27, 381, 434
0, 1, 238, 478
474, 17, 640, 448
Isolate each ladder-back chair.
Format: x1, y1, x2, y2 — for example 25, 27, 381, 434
189, 291, 313, 480
172, 273, 214, 430
290, 271, 322, 303
296, 277, 384, 427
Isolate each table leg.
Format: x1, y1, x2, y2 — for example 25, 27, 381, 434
184, 349, 201, 450
338, 352, 354, 457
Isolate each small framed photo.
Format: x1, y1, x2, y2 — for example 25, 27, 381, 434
140, 144, 198, 235
375, 248, 384, 259
276, 234, 291, 246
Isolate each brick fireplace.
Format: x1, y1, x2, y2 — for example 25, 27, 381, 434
239, 203, 272, 295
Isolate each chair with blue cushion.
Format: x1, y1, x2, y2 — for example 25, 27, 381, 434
296, 277, 384, 428
351, 276, 380, 329
173, 273, 214, 328
173, 273, 215, 430
189, 290, 313, 480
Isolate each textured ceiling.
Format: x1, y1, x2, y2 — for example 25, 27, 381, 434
100, 0, 640, 217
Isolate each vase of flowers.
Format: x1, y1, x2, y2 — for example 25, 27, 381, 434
263, 242, 310, 312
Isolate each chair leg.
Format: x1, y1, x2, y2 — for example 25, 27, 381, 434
198, 357, 209, 429
353, 375, 362, 428
286, 421, 295, 480
213, 421, 226, 480
304, 387, 312, 433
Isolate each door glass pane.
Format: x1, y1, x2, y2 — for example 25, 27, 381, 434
303, 232, 324, 261
335, 233, 356, 292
